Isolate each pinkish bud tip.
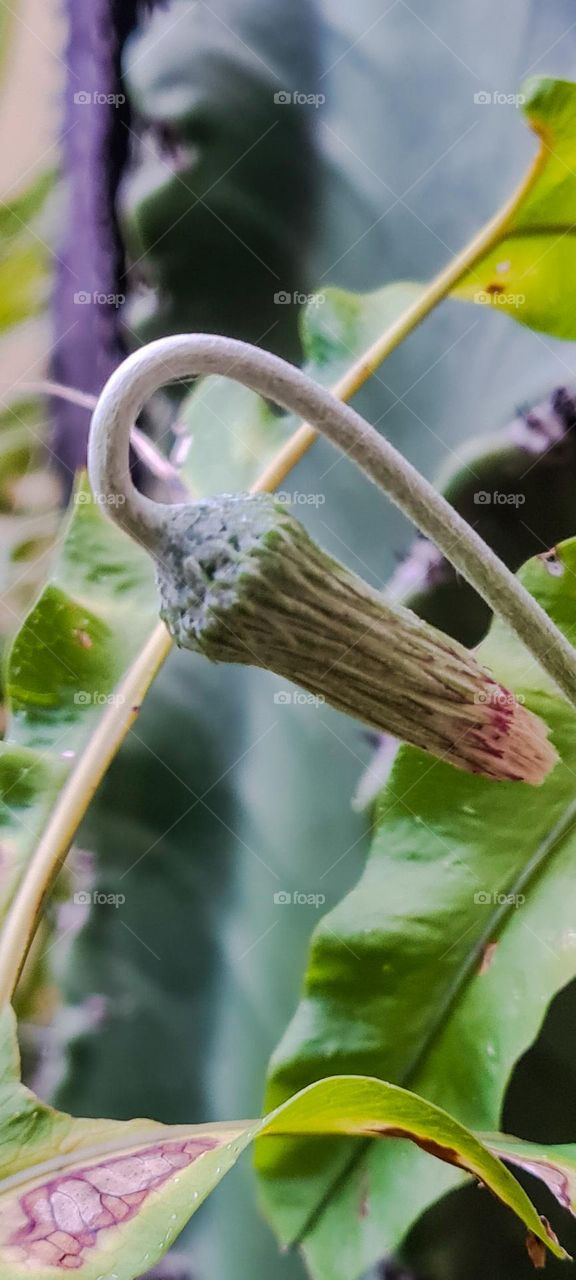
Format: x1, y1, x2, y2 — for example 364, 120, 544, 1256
445, 681, 557, 785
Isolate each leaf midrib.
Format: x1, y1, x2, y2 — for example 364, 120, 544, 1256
505, 224, 576, 239
293, 793, 576, 1247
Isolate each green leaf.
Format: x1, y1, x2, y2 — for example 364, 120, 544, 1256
0, 479, 156, 921
0, 172, 54, 333
257, 1083, 566, 1266
179, 283, 420, 495
0, 1006, 564, 1278
0, 173, 54, 244
455, 77, 576, 338
0, 398, 61, 663
259, 536, 576, 1280
0, 171, 59, 655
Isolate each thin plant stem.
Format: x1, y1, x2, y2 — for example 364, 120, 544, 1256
253, 138, 547, 492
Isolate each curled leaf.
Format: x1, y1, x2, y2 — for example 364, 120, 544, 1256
486, 1134, 576, 1216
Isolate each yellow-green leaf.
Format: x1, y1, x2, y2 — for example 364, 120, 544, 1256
455, 77, 576, 338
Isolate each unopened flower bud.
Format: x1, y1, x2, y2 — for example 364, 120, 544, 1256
154, 494, 556, 784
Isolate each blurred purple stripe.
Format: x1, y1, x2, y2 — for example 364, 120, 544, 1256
51, 0, 140, 481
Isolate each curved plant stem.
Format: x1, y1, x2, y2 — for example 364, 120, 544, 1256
0, 139, 554, 1003
89, 331, 576, 706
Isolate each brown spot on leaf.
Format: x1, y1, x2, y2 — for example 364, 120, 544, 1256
479, 942, 497, 975
367, 1127, 460, 1168
486, 282, 505, 295
359, 1168, 370, 1219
